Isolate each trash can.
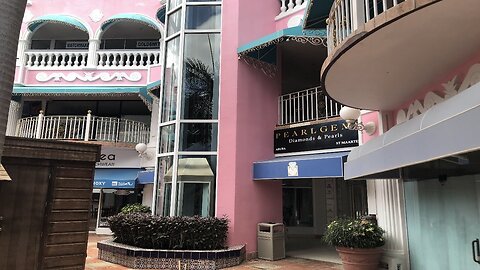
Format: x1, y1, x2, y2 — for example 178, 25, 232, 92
257, 223, 285, 260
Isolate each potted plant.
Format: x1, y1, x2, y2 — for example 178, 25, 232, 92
323, 217, 385, 270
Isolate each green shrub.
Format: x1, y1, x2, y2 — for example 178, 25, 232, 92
108, 213, 229, 250
323, 218, 385, 248
120, 203, 151, 214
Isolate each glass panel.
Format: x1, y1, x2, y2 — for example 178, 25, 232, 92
178, 183, 210, 216
186, 6, 221, 30
89, 192, 100, 231
282, 187, 313, 227
179, 123, 218, 151
404, 175, 480, 270
156, 156, 174, 216
161, 37, 180, 123
167, 10, 182, 36
168, 0, 183, 11
99, 189, 140, 227
159, 124, 175, 153
176, 155, 217, 216
182, 34, 220, 119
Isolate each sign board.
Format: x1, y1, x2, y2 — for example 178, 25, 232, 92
96, 147, 141, 168
274, 120, 359, 154
93, 179, 136, 189
65, 41, 89, 49
136, 40, 160, 48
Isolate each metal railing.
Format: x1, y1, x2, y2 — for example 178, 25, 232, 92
278, 87, 343, 125
326, 0, 407, 53
25, 50, 89, 67
97, 50, 161, 67
16, 111, 150, 144
277, 0, 307, 18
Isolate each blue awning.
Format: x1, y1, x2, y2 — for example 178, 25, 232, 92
237, 26, 327, 65
303, 0, 335, 29
94, 169, 142, 189
137, 170, 154, 185
28, 14, 89, 33
253, 152, 348, 180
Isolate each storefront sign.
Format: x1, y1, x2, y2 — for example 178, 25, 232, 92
136, 40, 160, 48
274, 120, 359, 154
96, 147, 141, 168
93, 179, 136, 189
65, 41, 89, 49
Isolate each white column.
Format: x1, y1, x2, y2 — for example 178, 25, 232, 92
368, 179, 409, 270
6, 99, 22, 136
17, 40, 29, 66
87, 39, 101, 67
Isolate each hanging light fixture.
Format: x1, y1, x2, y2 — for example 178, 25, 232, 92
339, 106, 376, 135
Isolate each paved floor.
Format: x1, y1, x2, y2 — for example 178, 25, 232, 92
86, 234, 343, 270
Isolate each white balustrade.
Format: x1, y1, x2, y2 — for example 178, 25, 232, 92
15, 112, 150, 144
327, 0, 406, 53
277, 0, 307, 18
24, 50, 88, 68
278, 87, 343, 125
96, 50, 161, 68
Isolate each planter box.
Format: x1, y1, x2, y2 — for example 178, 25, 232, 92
98, 240, 245, 269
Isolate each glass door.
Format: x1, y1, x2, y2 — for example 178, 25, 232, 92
404, 174, 480, 269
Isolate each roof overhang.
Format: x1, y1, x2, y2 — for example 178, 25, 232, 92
28, 15, 89, 33
101, 13, 160, 32
237, 26, 327, 63
303, 0, 334, 29
345, 81, 480, 180
13, 85, 154, 110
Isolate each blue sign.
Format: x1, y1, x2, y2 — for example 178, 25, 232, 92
93, 179, 136, 189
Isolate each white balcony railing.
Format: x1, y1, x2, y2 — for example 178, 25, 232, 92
25, 50, 89, 68
97, 50, 161, 67
277, 0, 307, 18
327, 0, 406, 53
278, 87, 343, 125
15, 111, 150, 144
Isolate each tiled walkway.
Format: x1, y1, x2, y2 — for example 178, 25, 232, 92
86, 234, 343, 270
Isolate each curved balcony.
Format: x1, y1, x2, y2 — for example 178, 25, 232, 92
15, 113, 150, 144
321, 0, 480, 110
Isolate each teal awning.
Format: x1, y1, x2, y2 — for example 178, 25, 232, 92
147, 80, 161, 99
13, 85, 154, 110
102, 13, 160, 31
237, 26, 327, 64
303, 0, 334, 29
156, 6, 166, 24
28, 14, 89, 32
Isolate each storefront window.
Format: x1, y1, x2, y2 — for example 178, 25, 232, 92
179, 123, 218, 151
167, 10, 182, 36
159, 124, 175, 153
283, 187, 314, 227
98, 189, 141, 227
186, 6, 221, 30
161, 37, 180, 123
156, 156, 174, 216
182, 34, 220, 119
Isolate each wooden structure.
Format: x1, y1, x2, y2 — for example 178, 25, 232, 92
0, 137, 100, 270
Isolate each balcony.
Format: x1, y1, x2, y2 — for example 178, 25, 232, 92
24, 50, 161, 69
15, 111, 150, 144
278, 87, 343, 126
321, 0, 480, 110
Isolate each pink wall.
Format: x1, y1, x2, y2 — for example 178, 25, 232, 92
217, 0, 283, 254
360, 111, 380, 143
21, 0, 162, 39
393, 49, 480, 126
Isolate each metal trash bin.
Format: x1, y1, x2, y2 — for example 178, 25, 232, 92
257, 223, 285, 260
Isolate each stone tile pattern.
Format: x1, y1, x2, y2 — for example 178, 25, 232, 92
98, 240, 245, 270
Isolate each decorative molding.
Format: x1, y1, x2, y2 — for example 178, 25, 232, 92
89, 9, 104, 23
36, 71, 143, 83
396, 63, 480, 124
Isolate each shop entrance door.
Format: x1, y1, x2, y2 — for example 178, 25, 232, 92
404, 175, 480, 269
